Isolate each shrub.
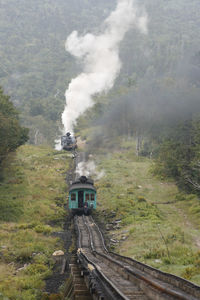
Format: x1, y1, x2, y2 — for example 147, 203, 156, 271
175, 194, 186, 201
25, 263, 51, 278
137, 196, 146, 203
15, 247, 33, 263
182, 267, 195, 280
144, 247, 166, 259
0, 293, 9, 300
122, 215, 135, 225
163, 257, 171, 265
129, 228, 135, 234
127, 188, 134, 194
34, 225, 52, 235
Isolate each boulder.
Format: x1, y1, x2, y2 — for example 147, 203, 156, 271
53, 250, 64, 256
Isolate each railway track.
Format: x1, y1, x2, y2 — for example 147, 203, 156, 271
73, 215, 200, 300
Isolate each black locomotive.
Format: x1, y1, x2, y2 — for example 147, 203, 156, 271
61, 132, 77, 151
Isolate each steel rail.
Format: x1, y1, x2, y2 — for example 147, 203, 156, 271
94, 251, 199, 300
109, 251, 200, 298
76, 215, 200, 300
89, 215, 108, 252
83, 214, 95, 252
78, 240, 131, 300
77, 215, 132, 300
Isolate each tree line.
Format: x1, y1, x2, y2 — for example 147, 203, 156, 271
0, 87, 29, 167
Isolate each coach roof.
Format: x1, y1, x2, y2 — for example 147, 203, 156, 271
69, 183, 96, 192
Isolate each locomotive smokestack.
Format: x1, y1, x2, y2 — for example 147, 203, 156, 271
61, 0, 148, 134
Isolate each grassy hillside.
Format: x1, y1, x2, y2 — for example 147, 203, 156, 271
0, 145, 71, 300
94, 140, 200, 284
1, 140, 199, 300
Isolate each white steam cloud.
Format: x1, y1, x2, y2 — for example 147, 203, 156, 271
76, 160, 105, 180
61, 0, 148, 133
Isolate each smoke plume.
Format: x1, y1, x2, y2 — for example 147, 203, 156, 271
61, 0, 148, 134
76, 160, 105, 180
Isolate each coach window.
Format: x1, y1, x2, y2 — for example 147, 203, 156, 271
71, 193, 76, 201
91, 193, 95, 201
85, 193, 90, 201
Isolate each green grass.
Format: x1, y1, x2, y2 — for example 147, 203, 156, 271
95, 140, 200, 285
0, 145, 71, 299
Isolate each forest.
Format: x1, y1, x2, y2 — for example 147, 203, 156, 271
0, 0, 200, 193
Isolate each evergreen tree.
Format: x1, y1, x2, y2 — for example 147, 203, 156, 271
0, 87, 29, 165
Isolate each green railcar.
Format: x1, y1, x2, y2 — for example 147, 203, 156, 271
68, 176, 96, 215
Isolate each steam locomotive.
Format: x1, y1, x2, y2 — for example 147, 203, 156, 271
61, 132, 77, 151
68, 176, 96, 215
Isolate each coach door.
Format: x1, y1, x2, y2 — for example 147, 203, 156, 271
78, 191, 84, 208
